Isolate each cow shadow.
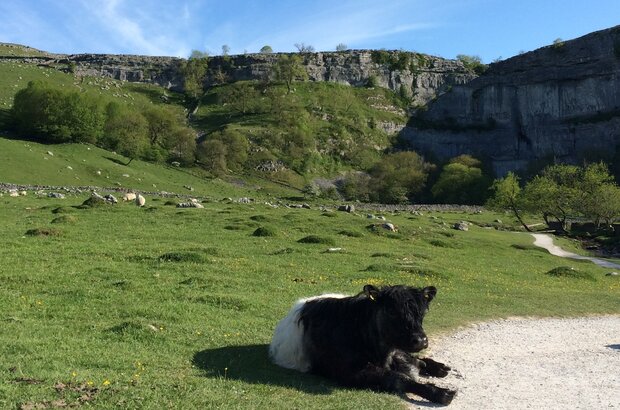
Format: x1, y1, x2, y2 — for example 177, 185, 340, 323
607, 344, 620, 350
192, 344, 335, 395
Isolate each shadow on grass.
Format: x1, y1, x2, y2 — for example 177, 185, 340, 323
192, 344, 335, 395
104, 156, 129, 166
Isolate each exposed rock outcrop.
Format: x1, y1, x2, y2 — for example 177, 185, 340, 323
400, 25, 620, 175
0, 46, 474, 105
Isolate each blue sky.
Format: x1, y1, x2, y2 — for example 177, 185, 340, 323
1, 0, 618, 62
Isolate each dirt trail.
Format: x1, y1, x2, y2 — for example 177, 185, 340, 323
531, 233, 620, 269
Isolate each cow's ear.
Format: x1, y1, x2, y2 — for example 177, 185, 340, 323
363, 285, 380, 301
422, 286, 437, 302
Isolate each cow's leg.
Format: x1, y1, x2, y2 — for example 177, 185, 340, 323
418, 357, 451, 378
349, 364, 456, 405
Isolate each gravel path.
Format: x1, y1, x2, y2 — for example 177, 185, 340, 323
531, 233, 620, 269
409, 316, 620, 409
407, 234, 620, 409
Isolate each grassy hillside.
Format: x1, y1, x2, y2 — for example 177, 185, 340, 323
193, 80, 407, 177
0, 136, 305, 200
0, 194, 617, 409
0, 56, 187, 131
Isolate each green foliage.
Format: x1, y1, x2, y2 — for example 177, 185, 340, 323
204, 127, 249, 172
12, 80, 105, 143
336, 43, 348, 52
432, 156, 492, 204
259, 45, 273, 54
368, 151, 434, 204
297, 235, 336, 245
546, 266, 594, 281
456, 54, 487, 75
273, 54, 307, 94
218, 81, 259, 114
196, 138, 228, 175
490, 163, 620, 231
252, 226, 277, 237
371, 50, 411, 71
103, 102, 149, 164
181, 56, 208, 101
340, 172, 371, 202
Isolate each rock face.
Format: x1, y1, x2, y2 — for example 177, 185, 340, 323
0, 47, 473, 106
401, 25, 620, 175
206, 51, 475, 106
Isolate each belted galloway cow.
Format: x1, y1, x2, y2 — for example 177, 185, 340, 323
269, 284, 455, 405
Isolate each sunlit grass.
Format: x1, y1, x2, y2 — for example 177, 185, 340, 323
0, 195, 617, 408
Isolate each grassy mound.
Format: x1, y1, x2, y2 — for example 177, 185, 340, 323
298, 235, 336, 245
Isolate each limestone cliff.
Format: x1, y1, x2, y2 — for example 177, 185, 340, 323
400, 25, 620, 175
0, 46, 474, 106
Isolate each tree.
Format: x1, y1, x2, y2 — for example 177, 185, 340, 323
143, 105, 179, 147
456, 54, 487, 75
208, 128, 249, 172
189, 50, 208, 59
218, 82, 258, 114
164, 127, 197, 166
486, 172, 530, 231
336, 43, 348, 52
103, 102, 149, 165
260, 45, 273, 54
197, 139, 228, 175
431, 162, 492, 205
180, 55, 208, 113
11, 80, 104, 144
221, 44, 231, 56
294, 43, 315, 53
369, 151, 434, 204
273, 54, 307, 94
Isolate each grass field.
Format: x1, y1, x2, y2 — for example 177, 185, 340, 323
0, 190, 618, 409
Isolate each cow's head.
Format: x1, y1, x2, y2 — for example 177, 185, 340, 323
364, 284, 437, 352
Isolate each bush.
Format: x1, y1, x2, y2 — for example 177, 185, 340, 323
159, 251, 207, 263
546, 266, 594, 281
25, 227, 62, 237
298, 235, 336, 245
252, 226, 277, 237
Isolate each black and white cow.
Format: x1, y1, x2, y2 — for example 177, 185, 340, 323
269, 284, 456, 405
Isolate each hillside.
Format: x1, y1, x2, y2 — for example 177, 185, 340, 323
0, 44, 416, 194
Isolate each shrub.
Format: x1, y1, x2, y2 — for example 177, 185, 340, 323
25, 227, 62, 237
252, 226, 277, 237
546, 266, 594, 281
298, 235, 336, 245
338, 230, 364, 238
159, 251, 207, 263
51, 215, 77, 224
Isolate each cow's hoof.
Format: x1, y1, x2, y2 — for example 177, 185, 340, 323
420, 361, 451, 378
434, 388, 456, 405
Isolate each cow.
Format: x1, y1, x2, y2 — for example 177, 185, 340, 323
269, 284, 455, 405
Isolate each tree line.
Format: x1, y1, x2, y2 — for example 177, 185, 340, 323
487, 163, 620, 231
11, 80, 196, 165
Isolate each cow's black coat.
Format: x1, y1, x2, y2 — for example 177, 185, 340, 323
298, 285, 455, 405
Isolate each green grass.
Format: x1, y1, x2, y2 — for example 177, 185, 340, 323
0, 136, 285, 200
0, 196, 618, 409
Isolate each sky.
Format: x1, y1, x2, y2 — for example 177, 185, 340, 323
0, 0, 619, 62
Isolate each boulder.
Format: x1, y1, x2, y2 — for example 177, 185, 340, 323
338, 204, 355, 213
453, 222, 469, 231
